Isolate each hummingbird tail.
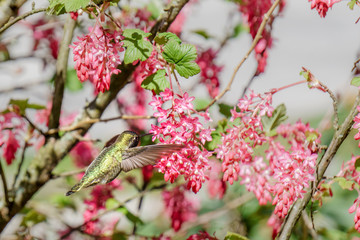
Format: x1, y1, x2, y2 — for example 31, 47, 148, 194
65, 183, 82, 196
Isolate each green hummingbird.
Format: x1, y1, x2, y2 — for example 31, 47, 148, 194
66, 130, 184, 196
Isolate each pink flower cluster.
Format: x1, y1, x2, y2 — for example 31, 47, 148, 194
162, 185, 198, 232
26, 19, 59, 59
207, 159, 227, 199
149, 89, 213, 193
71, 24, 124, 93
353, 106, 360, 147
82, 179, 122, 236
337, 156, 360, 232
196, 48, 223, 98
215, 91, 320, 221
238, 0, 285, 74
0, 112, 25, 164
268, 122, 318, 218
308, 0, 341, 18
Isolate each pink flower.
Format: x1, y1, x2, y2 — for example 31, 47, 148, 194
207, 160, 227, 199
70, 140, 99, 168
0, 112, 25, 165
268, 213, 284, 239
25, 19, 60, 59
82, 179, 122, 235
2, 131, 20, 165
196, 48, 223, 98
162, 186, 198, 232
215, 91, 320, 220
149, 89, 213, 193
238, 0, 285, 74
187, 231, 218, 240
308, 0, 341, 18
71, 24, 124, 93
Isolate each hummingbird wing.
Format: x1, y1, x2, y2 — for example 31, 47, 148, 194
120, 144, 184, 172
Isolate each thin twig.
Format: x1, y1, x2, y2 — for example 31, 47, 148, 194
51, 168, 86, 179
22, 115, 46, 136
278, 91, 360, 240
352, 58, 360, 72
46, 115, 154, 135
241, 68, 258, 98
12, 140, 28, 190
301, 211, 318, 240
48, 15, 76, 138
0, 8, 47, 35
198, 0, 282, 111
0, 159, 10, 208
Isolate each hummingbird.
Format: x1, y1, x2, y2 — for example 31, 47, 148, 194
66, 131, 184, 196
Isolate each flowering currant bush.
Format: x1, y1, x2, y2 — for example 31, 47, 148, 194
3, 0, 360, 239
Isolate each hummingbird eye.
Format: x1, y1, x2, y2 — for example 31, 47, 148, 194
129, 135, 140, 148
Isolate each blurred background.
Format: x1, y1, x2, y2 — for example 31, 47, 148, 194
2, 0, 360, 239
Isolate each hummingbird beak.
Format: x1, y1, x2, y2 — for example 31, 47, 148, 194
140, 133, 153, 138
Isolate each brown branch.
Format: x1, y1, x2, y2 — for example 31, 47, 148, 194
277, 91, 360, 240
0, 0, 189, 232
0, 0, 27, 30
0, 7, 47, 35
0, 159, 10, 208
47, 15, 76, 137
12, 140, 29, 190
301, 210, 318, 240
46, 115, 154, 135
198, 0, 282, 111
51, 168, 86, 179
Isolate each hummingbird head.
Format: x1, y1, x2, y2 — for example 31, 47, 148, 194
117, 130, 140, 148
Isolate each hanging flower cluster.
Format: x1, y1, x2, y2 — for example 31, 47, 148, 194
337, 155, 360, 232
162, 185, 198, 232
238, 0, 285, 74
196, 48, 223, 98
308, 0, 342, 17
215, 91, 320, 222
0, 112, 25, 164
149, 88, 213, 193
71, 24, 124, 93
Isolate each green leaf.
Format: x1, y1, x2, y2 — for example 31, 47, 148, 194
154, 32, 181, 45
334, 177, 355, 191
218, 103, 233, 118
193, 98, 210, 111
51, 195, 76, 209
66, 69, 83, 91
162, 40, 200, 78
21, 208, 46, 227
261, 104, 288, 137
193, 30, 212, 39
106, 198, 120, 210
205, 119, 228, 151
123, 29, 153, 64
355, 157, 360, 172
146, 0, 162, 19
48, 0, 90, 15
112, 232, 128, 240
7, 99, 45, 115
232, 23, 246, 38
174, 61, 200, 78
141, 69, 169, 94
351, 76, 360, 87
348, 0, 357, 10
224, 232, 249, 240
117, 206, 144, 225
